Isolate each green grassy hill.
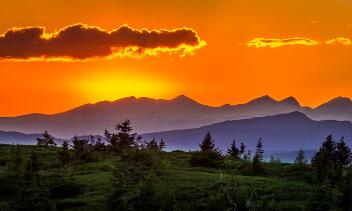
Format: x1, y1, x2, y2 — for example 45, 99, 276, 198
0, 144, 317, 210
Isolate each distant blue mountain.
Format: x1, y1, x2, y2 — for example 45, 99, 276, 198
141, 112, 352, 152
0, 131, 65, 145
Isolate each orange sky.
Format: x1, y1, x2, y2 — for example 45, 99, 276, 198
1, 0, 352, 116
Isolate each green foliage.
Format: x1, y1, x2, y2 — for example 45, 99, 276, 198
48, 172, 83, 199
36, 130, 56, 148
311, 135, 352, 186
72, 136, 94, 162
252, 138, 265, 175
306, 185, 336, 211
294, 148, 307, 165
107, 149, 170, 210
190, 132, 224, 168
227, 140, 240, 159
145, 137, 166, 151
105, 119, 139, 153
57, 140, 71, 168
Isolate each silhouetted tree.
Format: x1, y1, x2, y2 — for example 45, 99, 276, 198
239, 142, 246, 157
252, 138, 265, 175
270, 156, 281, 164
72, 136, 92, 162
146, 138, 159, 151
311, 135, 337, 185
36, 131, 56, 148
295, 148, 307, 165
105, 119, 138, 153
190, 132, 224, 168
57, 141, 71, 168
199, 132, 215, 152
94, 137, 107, 152
335, 137, 351, 179
227, 140, 240, 159
159, 139, 166, 151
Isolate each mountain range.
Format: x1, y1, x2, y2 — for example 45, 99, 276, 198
141, 112, 352, 151
0, 95, 352, 139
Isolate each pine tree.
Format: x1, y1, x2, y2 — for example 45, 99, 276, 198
57, 141, 71, 168
36, 130, 56, 148
335, 137, 352, 179
311, 135, 337, 185
227, 140, 240, 159
295, 148, 307, 165
239, 142, 246, 157
199, 132, 216, 152
105, 119, 138, 152
190, 132, 223, 168
159, 139, 166, 151
72, 136, 91, 162
252, 138, 265, 175
94, 137, 107, 151
146, 138, 159, 151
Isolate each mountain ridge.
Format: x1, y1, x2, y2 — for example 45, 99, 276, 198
0, 95, 351, 138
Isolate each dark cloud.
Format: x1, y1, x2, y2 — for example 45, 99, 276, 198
0, 24, 204, 60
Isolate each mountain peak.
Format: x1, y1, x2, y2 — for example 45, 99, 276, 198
171, 95, 196, 102
327, 96, 351, 104
280, 96, 300, 106
248, 95, 276, 104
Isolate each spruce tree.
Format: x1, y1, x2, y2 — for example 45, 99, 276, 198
105, 119, 137, 152
295, 148, 307, 165
227, 140, 240, 159
57, 141, 71, 169
159, 139, 166, 151
199, 132, 215, 152
252, 138, 265, 175
239, 142, 246, 157
190, 132, 223, 168
335, 137, 352, 179
36, 130, 56, 148
311, 135, 337, 185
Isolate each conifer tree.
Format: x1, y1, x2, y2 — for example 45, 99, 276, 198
227, 140, 240, 159
239, 142, 246, 157
252, 138, 265, 175
295, 148, 307, 165
190, 132, 223, 168
159, 139, 166, 151
311, 135, 337, 185
57, 140, 71, 168
199, 132, 216, 152
335, 137, 352, 179
36, 130, 56, 148
105, 119, 138, 152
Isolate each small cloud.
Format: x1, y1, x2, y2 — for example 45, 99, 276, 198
247, 37, 319, 48
0, 24, 206, 61
325, 37, 352, 45
247, 37, 352, 48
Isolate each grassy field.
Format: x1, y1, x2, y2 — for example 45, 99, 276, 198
0, 144, 316, 210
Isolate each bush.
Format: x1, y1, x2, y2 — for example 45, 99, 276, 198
190, 151, 224, 168
49, 174, 83, 199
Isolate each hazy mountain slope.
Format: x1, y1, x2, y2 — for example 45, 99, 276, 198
0, 95, 351, 139
142, 112, 352, 151
0, 131, 65, 145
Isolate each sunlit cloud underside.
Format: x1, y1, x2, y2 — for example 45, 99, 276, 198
0, 24, 206, 61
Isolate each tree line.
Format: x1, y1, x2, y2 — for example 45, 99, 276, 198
1, 119, 352, 210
